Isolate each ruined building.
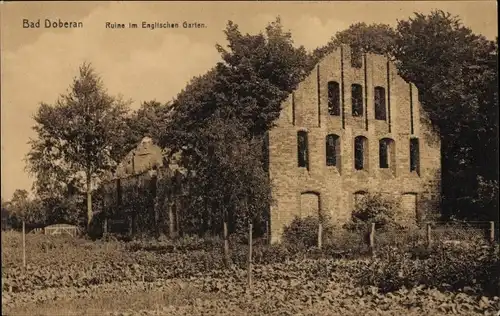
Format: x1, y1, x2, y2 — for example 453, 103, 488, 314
266, 46, 441, 243
100, 137, 184, 236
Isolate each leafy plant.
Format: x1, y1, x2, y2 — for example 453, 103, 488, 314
345, 192, 403, 232
282, 216, 333, 248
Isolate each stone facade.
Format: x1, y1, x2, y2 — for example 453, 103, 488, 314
267, 46, 441, 243
114, 137, 164, 178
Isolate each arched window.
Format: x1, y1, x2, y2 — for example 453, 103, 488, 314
351, 84, 363, 116
374, 86, 387, 120
327, 81, 340, 116
300, 192, 320, 219
401, 193, 418, 223
354, 136, 368, 170
410, 138, 420, 174
379, 138, 395, 169
326, 134, 340, 167
297, 131, 309, 169
351, 46, 363, 68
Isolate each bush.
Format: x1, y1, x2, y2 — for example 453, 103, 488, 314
322, 229, 371, 259
345, 192, 403, 232
282, 216, 333, 248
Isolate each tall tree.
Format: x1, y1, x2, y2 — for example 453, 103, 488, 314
214, 18, 313, 136
394, 11, 498, 220
26, 63, 132, 229
162, 17, 312, 236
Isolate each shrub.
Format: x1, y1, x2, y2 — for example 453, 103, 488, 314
322, 229, 371, 259
282, 216, 333, 248
344, 192, 403, 232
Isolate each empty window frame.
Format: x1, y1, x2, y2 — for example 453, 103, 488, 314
297, 131, 309, 169
351, 46, 363, 68
351, 84, 363, 116
379, 138, 395, 169
374, 86, 387, 120
410, 138, 420, 173
327, 81, 341, 116
326, 134, 340, 167
354, 136, 368, 170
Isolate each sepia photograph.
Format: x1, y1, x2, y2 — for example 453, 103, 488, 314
1, 1, 498, 315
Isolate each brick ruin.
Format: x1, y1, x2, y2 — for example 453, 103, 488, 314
266, 45, 441, 243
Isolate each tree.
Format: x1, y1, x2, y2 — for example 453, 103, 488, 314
26, 63, 132, 230
214, 17, 313, 137
161, 18, 312, 239
166, 17, 313, 151
394, 11, 498, 220
127, 100, 173, 146
5, 189, 46, 228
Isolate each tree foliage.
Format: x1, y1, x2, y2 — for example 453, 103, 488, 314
2, 189, 46, 228
127, 100, 173, 146
160, 18, 313, 236
313, 22, 397, 61
26, 63, 132, 228
394, 11, 498, 220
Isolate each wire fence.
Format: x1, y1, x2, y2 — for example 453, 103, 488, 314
311, 220, 498, 252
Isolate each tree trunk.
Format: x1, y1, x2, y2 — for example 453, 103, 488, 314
86, 171, 92, 231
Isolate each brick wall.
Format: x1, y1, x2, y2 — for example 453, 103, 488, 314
268, 45, 441, 243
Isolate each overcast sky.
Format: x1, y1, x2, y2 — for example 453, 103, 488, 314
1, 1, 497, 200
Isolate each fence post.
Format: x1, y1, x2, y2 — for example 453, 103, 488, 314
248, 223, 253, 290
22, 221, 26, 271
490, 221, 495, 244
318, 222, 323, 250
369, 223, 376, 257
223, 220, 229, 267
265, 220, 269, 245
103, 218, 108, 235
426, 222, 432, 248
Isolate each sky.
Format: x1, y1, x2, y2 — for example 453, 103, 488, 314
1, 1, 497, 200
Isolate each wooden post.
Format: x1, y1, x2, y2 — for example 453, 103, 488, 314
265, 220, 269, 245
490, 221, 495, 244
22, 221, 26, 270
168, 200, 175, 238
369, 223, 375, 257
318, 222, 323, 249
152, 174, 159, 238
248, 223, 253, 290
223, 220, 229, 267
103, 218, 108, 235
175, 197, 180, 236
426, 223, 432, 248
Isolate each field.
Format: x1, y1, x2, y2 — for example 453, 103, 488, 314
2, 230, 500, 316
